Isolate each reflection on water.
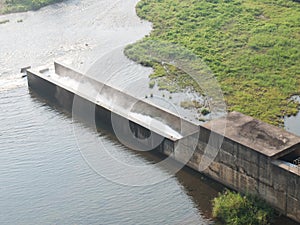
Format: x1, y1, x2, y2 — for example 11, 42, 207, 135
285, 112, 300, 136
285, 96, 300, 136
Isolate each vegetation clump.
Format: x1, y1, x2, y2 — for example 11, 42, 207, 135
149, 79, 155, 88
212, 190, 275, 225
125, 0, 300, 125
1, 0, 63, 14
180, 100, 202, 109
200, 107, 210, 116
0, 18, 9, 24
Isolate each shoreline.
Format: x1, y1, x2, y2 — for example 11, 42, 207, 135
0, 0, 63, 15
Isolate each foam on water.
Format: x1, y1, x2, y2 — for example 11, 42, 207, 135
0, 74, 26, 92
129, 112, 183, 140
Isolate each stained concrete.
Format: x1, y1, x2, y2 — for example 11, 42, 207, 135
203, 111, 300, 159
195, 112, 300, 222
28, 62, 199, 141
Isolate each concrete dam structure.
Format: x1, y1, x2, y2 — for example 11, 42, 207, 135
27, 62, 300, 223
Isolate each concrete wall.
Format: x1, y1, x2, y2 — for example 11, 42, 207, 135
155, 114, 300, 223
175, 125, 300, 223
53, 62, 198, 140
27, 68, 171, 156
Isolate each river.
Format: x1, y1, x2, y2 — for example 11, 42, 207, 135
0, 0, 298, 224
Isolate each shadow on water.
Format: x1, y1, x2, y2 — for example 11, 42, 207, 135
29, 90, 300, 225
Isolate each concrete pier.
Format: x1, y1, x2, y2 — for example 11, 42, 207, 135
195, 112, 300, 222
27, 62, 300, 223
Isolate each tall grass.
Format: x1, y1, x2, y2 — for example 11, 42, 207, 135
125, 0, 300, 125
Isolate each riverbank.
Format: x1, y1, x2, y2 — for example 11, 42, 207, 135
125, 0, 300, 126
0, 0, 63, 14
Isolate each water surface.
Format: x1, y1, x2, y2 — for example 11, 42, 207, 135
0, 1, 216, 224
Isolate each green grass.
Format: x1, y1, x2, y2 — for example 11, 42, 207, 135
1, 0, 63, 14
124, 0, 300, 125
212, 190, 275, 225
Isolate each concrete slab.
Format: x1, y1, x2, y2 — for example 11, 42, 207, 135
203, 111, 300, 159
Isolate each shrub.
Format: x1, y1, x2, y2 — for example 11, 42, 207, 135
212, 190, 274, 225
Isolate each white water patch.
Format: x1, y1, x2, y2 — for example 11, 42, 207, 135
50, 72, 183, 139
50, 73, 120, 112
129, 112, 183, 140
51, 73, 80, 91
0, 74, 26, 92
50, 73, 105, 104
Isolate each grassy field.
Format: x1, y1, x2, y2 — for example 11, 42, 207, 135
125, 0, 300, 125
0, 0, 63, 14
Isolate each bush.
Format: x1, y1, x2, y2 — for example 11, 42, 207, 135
212, 190, 274, 225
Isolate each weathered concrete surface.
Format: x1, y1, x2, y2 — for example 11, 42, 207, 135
192, 112, 300, 223
203, 111, 300, 159
28, 62, 198, 141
